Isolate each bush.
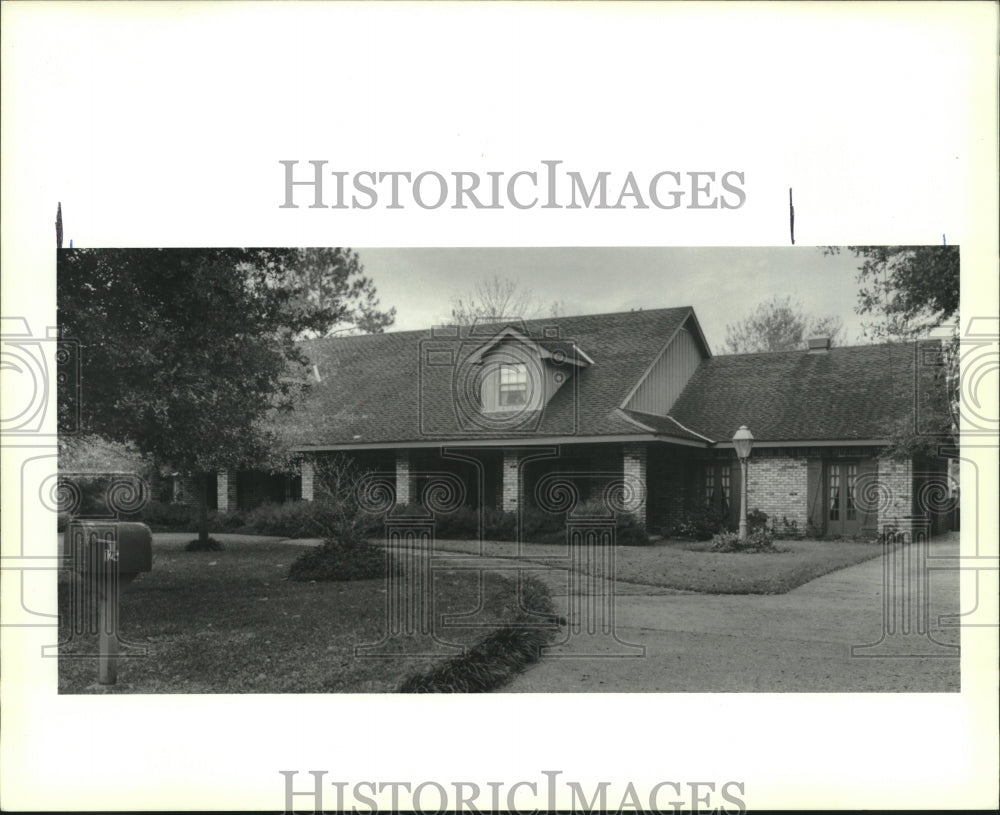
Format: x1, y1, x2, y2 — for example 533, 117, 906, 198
710, 527, 778, 553
747, 508, 769, 534
141, 500, 197, 531
614, 512, 651, 546
185, 536, 225, 552
669, 506, 729, 540
399, 576, 560, 692
236, 500, 348, 538
483, 508, 517, 541
288, 536, 399, 582
775, 516, 805, 540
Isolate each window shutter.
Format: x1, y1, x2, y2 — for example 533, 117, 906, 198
806, 458, 824, 533
857, 457, 878, 534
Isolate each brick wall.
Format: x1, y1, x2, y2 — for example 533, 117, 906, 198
216, 470, 238, 513
300, 459, 315, 502
877, 456, 914, 537
502, 449, 520, 511
745, 455, 809, 528
622, 442, 648, 526
396, 450, 416, 505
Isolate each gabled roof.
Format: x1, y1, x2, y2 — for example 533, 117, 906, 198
465, 325, 593, 366
668, 341, 924, 443
278, 306, 931, 450
279, 307, 694, 447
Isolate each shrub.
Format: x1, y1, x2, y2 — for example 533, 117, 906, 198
398, 576, 560, 692
710, 527, 778, 553
185, 536, 225, 552
428, 505, 481, 540
521, 506, 566, 540
288, 535, 398, 582
747, 508, 769, 533
669, 506, 729, 540
236, 500, 346, 538
483, 508, 517, 541
141, 500, 197, 531
775, 516, 805, 540
614, 512, 651, 546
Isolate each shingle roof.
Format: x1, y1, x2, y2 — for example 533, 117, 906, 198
277, 307, 929, 450
280, 307, 693, 447
668, 342, 923, 443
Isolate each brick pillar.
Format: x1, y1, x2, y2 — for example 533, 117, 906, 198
622, 442, 648, 527
502, 449, 520, 512
217, 470, 237, 513
396, 450, 416, 506
301, 459, 315, 502
878, 456, 915, 540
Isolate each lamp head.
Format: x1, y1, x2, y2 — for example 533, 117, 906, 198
732, 425, 755, 460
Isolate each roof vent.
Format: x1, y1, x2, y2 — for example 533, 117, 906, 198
808, 337, 831, 353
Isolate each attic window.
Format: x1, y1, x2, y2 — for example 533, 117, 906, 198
498, 363, 528, 408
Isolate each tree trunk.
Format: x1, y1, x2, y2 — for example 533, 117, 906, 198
197, 472, 210, 544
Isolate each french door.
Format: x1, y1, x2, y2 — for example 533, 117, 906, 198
826, 461, 862, 536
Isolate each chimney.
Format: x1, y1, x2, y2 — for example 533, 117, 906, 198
808, 337, 831, 353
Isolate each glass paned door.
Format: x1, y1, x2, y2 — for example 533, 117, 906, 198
827, 462, 862, 535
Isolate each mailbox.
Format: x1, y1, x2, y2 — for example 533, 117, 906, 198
67, 520, 153, 576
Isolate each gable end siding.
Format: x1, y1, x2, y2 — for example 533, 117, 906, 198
625, 327, 703, 416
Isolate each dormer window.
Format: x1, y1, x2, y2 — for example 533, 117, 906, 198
498, 363, 528, 408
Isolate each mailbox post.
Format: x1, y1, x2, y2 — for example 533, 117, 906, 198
67, 521, 152, 685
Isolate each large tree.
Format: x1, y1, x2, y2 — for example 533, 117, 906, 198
287, 248, 395, 338
831, 245, 960, 457
723, 295, 844, 354
449, 275, 564, 325
57, 248, 393, 545
832, 245, 959, 340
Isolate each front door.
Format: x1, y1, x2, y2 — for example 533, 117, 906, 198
826, 461, 862, 536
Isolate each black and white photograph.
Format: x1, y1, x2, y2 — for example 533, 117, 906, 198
2, 2, 997, 812
54, 245, 962, 696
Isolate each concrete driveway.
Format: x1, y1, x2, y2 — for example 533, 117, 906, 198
501, 537, 961, 692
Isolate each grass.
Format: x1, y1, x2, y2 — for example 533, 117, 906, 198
57, 533, 555, 693
410, 536, 889, 594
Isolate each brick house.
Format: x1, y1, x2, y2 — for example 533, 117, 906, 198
192, 307, 955, 539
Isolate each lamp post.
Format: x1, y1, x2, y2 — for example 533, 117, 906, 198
733, 425, 755, 541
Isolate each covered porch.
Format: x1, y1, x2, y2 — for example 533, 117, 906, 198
297, 440, 706, 531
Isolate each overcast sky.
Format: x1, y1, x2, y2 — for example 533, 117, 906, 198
358, 246, 872, 352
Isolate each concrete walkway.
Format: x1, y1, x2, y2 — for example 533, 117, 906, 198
500, 538, 961, 692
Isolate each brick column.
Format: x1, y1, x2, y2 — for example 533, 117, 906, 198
301, 459, 315, 502
502, 449, 521, 512
878, 456, 915, 539
622, 442, 648, 527
396, 449, 416, 506
216, 470, 237, 513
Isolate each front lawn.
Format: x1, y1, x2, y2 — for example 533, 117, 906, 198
420, 537, 888, 594
58, 534, 550, 693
